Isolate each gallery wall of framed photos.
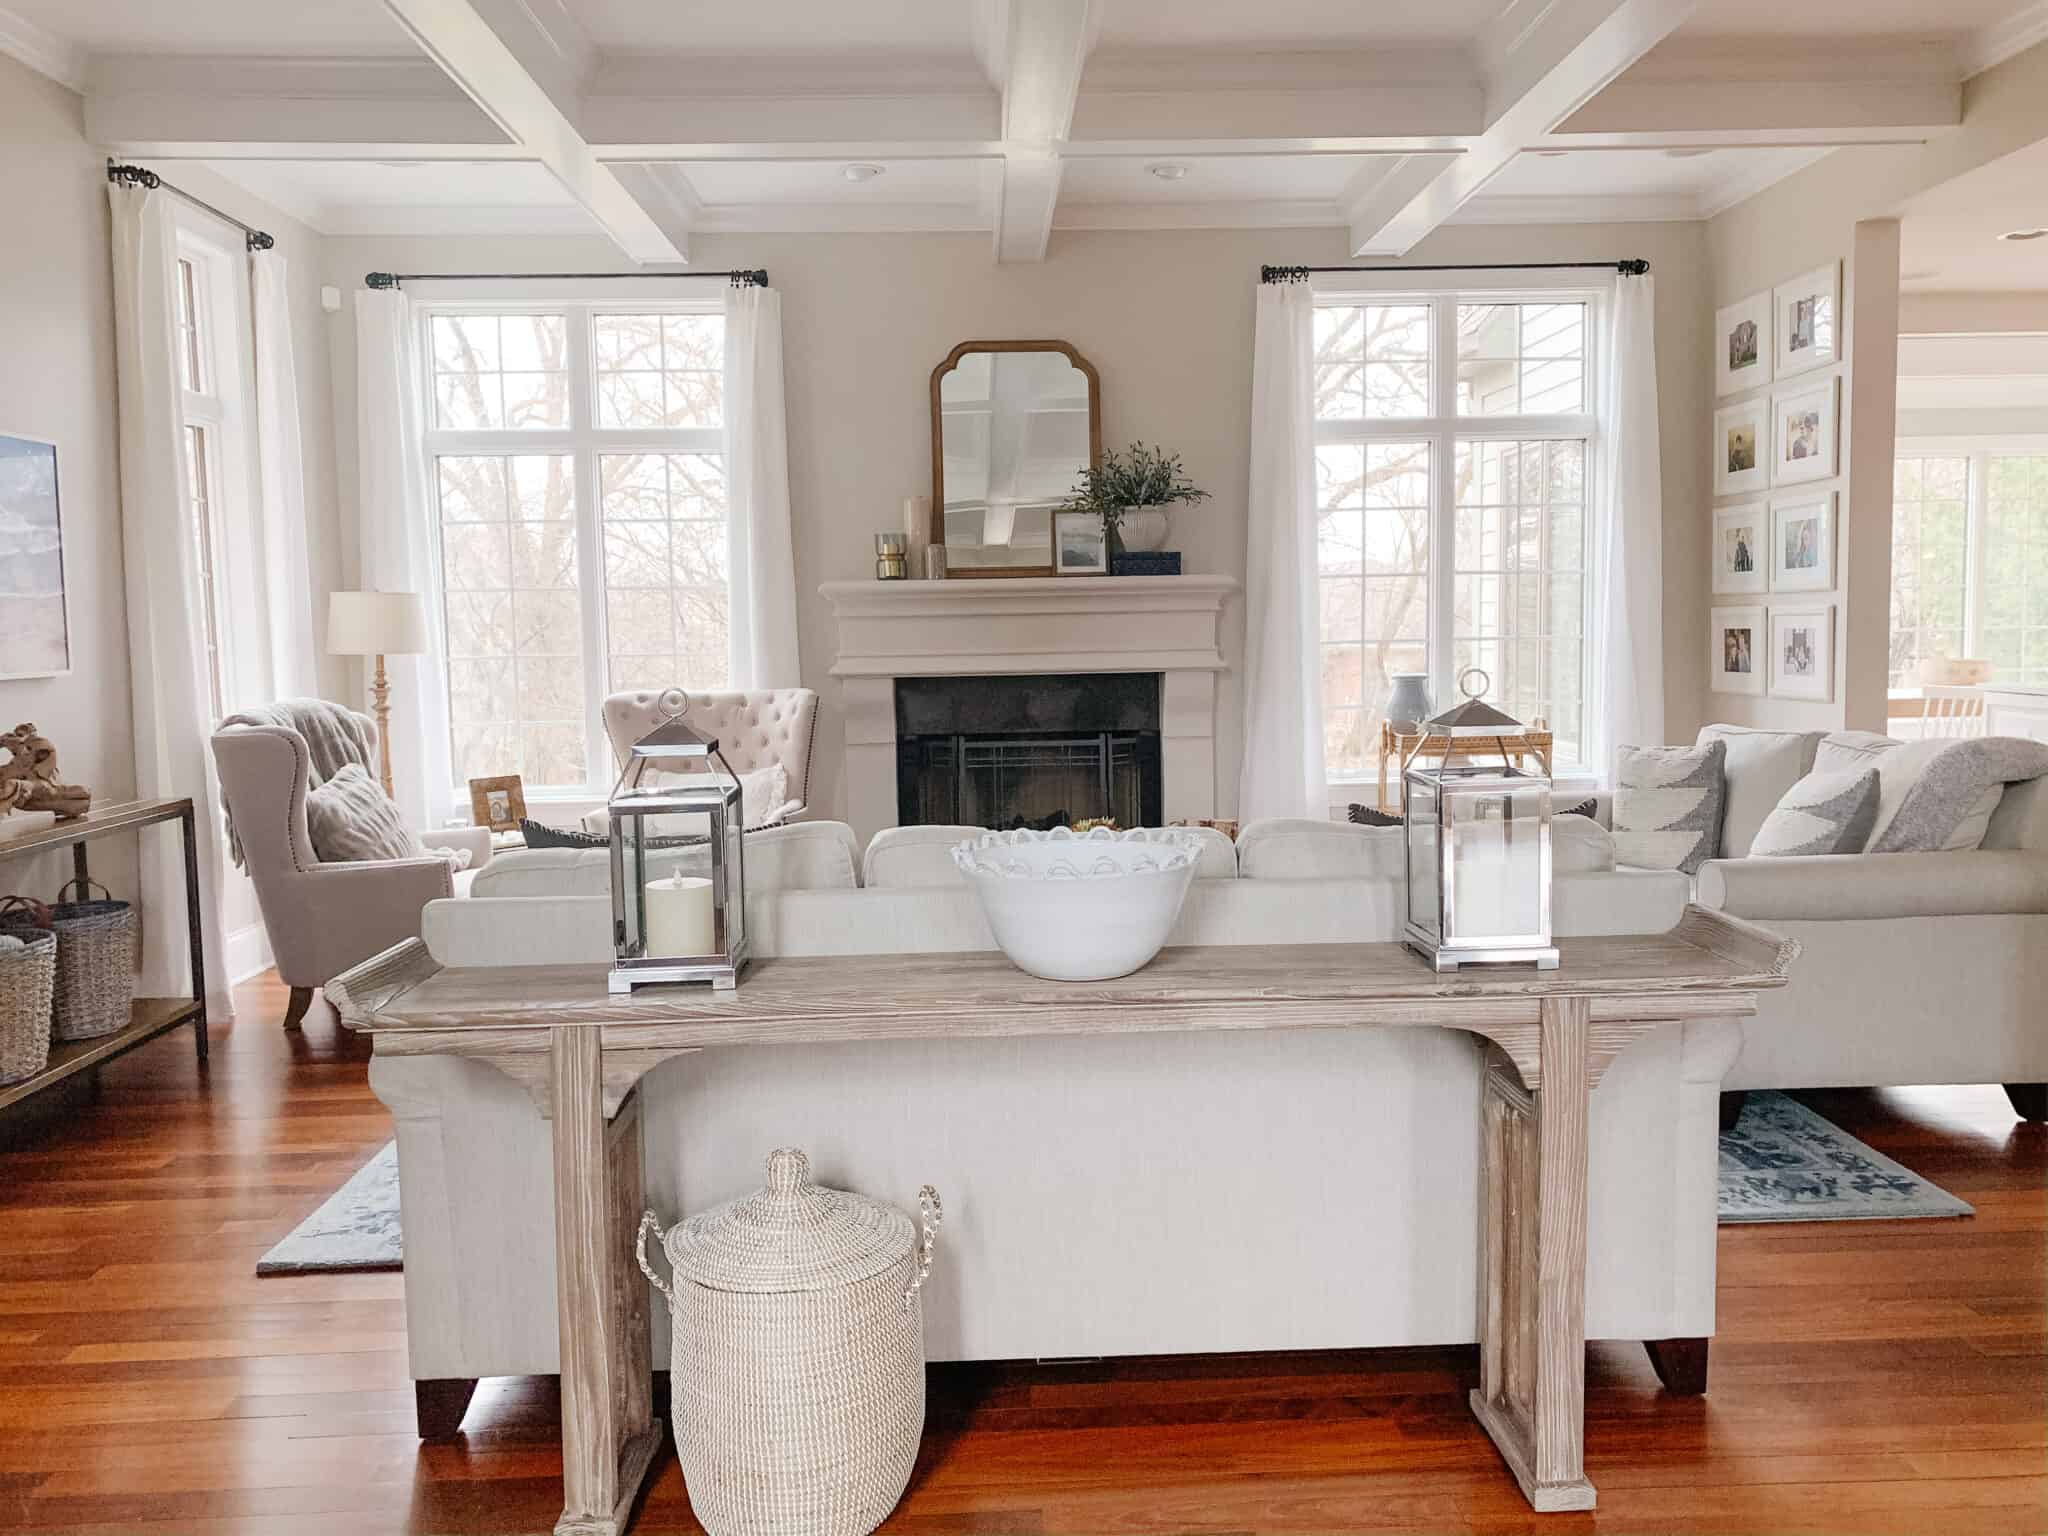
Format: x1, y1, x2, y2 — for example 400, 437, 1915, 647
1708, 260, 1845, 707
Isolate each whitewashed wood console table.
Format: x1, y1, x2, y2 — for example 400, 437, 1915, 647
329, 906, 1795, 1532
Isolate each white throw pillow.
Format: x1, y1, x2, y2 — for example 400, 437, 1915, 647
1551, 813, 1616, 873
1234, 819, 1402, 880
1696, 724, 1821, 858
1813, 734, 2001, 852
471, 819, 861, 899
1748, 767, 1881, 857
1866, 738, 2048, 853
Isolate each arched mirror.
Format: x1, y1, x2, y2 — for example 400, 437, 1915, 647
929, 340, 1100, 578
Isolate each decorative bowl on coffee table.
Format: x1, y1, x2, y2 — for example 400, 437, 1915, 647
951, 826, 1204, 981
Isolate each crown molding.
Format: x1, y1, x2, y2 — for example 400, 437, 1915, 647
1449, 192, 1701, 225
1958, 0, 2048, 77
0, 5, 85, 92
1692, 145, 1832, 218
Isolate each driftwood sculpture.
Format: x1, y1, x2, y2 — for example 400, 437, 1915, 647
0, 723, 90, 821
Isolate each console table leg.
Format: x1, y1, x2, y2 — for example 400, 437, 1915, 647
550, 1026, 660, 1536
1471, 996, 1596, 1513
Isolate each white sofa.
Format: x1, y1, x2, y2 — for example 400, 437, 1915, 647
371, 814, 1741, 1437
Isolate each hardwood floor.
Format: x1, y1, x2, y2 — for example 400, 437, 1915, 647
0, 970, 2041, 1534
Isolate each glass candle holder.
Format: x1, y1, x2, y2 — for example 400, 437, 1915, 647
875, 532, 908, 580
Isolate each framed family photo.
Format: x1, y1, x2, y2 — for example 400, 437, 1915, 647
0, 432, 71, 680
1773, 378, 1838, 485
1713, 399, 1769, 498
468, 773, 528, 833
1774, 262, 1841, 378
1710, 605, 1766, 696
1713, 501, 1767, 596
1051, 509, 1109, 576
1771, 491, 1836, 592
1714, 290, 1772, 398
1770, 605, 1835, 701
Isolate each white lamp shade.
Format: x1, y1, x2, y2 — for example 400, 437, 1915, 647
327, 590, 429, 657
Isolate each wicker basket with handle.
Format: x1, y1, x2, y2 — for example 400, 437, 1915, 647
637, 1147, 942, 1536
38, 880, 137, 1042
0, 929, 56, 1084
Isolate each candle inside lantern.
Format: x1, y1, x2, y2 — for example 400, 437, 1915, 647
644, 874, 715, 958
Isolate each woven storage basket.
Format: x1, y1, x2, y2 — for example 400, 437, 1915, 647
40, 880, 137, 1042
0, 930, 56, 1084
638, 1148, 942, 1536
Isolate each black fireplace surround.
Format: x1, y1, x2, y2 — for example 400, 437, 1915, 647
895, 674, 1163, 830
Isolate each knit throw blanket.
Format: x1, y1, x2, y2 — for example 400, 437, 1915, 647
218, 699, 379, 868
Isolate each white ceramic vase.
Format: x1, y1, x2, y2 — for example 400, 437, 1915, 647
1116, 505, 1172, 552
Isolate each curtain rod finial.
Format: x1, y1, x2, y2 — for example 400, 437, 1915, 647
247, 231, 275, 253
1261, 264, 1310, 285
1619, 259, 1650, 276
365, 272, 399, 290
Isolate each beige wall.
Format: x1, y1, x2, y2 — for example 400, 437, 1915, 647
323, 218, 1710, 819
1703, 39, 2048, 734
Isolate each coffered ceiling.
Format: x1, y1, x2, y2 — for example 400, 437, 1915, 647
3, 0, 2044, 261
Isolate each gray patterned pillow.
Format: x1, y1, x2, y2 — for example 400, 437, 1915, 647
1612, 739, 1727, 873
1749, 767, 1880, 857
304, 763, 419, 863
1868, 737, 2048, 853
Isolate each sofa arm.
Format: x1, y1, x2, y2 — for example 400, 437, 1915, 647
421, 825, 493, 870
1697, 850, 2048, 922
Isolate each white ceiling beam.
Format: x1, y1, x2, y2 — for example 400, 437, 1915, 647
992, 0, 1097, 263
377, 0, 680, 263
608, 163, 696, 261
0, 4, 85, 91
1348, 0, 1696, 256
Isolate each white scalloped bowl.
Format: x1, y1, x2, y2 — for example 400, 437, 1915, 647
951, 827, 1205, 982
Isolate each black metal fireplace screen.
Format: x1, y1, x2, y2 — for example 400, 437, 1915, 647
896, 674, 1162, 830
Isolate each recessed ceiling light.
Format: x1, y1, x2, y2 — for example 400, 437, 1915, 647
1147, 162, 1190, 181
2000, 227, 2048, 241
843, 163, 886, 183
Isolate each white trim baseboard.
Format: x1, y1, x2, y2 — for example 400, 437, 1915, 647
225, 920, 275, 985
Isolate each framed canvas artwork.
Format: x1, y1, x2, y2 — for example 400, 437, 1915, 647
1773, 262, 1841, 378
1773, 379, 1837, 485
1770, 605, 1835, 701
1713, 399, 1769, 498
1714, 290, 1772, 398
1710, 605, 1766, 696
1713, 501, 1767, 595
0, 433, 70, 680
1770, 491, 1836, 592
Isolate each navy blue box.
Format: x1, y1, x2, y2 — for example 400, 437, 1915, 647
1110, 550, 1182, 576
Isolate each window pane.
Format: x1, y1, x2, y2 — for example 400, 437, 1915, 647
1457, 303, 1585, 416
1317, 440, 1430, 777
1979, 454, 2048, 685
1314, 303, 1430, 421
176, 259, 203, 394
432, 314, 565, 431
1453, 438, 1588, 762
595, 312, 725, 430
1890, 454, 1974, 689
183, 423, 226, 719
600, 451, 730, 692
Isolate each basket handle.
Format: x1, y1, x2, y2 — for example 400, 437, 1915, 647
56, 877, 113, 906
0, 895, 48, 928
635, 1212, 676, 1314
902, 1185, 943, 1311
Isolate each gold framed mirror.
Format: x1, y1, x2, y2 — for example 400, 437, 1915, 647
929, 340, 1101, 578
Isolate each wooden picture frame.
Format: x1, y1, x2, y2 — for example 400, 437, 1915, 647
468, 774, 528, 832
1051, 509, 1109, 576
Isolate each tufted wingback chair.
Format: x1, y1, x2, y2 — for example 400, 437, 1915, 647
600, 689, 819, 818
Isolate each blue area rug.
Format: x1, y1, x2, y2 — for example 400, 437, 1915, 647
1719, 1092, 1972, 1223
257, 1141, 403, 1274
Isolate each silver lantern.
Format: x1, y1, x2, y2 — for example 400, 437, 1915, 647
607, 689, 749, 993
1401, 668, 1557, 973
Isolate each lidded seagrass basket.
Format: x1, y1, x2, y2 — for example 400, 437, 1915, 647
637, 1148, 942, 1536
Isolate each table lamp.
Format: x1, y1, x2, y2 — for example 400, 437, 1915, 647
327, 590, 429, 800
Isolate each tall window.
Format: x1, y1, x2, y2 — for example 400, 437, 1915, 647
1891, 443, 2048, 686
420, 302, 729, 796
1314, 292, 1596, 780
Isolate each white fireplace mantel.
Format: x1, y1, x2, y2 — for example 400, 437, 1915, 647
819, 576, 1239, 837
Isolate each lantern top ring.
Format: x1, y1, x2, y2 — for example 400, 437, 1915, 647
657, 687, 691, 723
1457, 666, 1491, 701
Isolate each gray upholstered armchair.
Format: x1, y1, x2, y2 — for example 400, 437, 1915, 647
211, 719, 492, 1028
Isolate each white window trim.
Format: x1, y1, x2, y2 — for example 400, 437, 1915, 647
1310, 273, 1607, 796
413, 286, 727, 802
1895, 434, 2048, 680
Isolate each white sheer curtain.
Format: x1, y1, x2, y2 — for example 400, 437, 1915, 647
108, 181, 232, 1015
354, 288, 454, 830
1238, 280, 1325, 821
251, 250, 319, 698
1588, 272, 1664, 776
724, 283, 801, 688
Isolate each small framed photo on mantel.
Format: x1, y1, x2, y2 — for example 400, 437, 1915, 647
468, 773, 528, 832
1715, 290, 1773, 398
1710, 605, 1766, 696
1051, 509, 1109, 576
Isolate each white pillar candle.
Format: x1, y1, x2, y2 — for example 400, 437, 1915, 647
903, 494, 929, 574
644, 874, 715, 958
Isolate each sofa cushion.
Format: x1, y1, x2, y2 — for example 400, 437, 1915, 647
470, 818, 861, 899
303, 764, 417, 864
1612, 740, 1726, 874
865, 825, 1237, 887
1867, 737, 2048, 853
1697, 724, 1822, 857
1238, 815, 1611, 879
1748, 766, 1881, 857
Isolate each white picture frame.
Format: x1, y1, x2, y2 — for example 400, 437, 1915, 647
1710, 605, 1766, 696
1773, 262, 1841, 378
1713, 399, 1769, 498
1770, 604, 1835, 701
1714, 290, 1773, 398
1770, 491, 1836, 592
1051, 508, 1109, 576
1773, 378, 1838, 485
0, 431, 72, 680
1713, 501, 1768, 596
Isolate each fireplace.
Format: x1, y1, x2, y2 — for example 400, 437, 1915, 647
896, 674, 1162, 829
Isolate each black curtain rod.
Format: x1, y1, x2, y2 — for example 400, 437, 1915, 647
107, 161, 274, 252
366, 269, 768, 290
1263, 259, 1647, 282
